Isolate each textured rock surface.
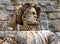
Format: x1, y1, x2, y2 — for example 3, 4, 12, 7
0, 0, 60, 44
0, 0, 60, 31
0, 31, 56, 44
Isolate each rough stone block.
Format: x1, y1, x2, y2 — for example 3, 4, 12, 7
56, 13, 60, 19
40, 12, 47, 20
48, 13, 57, 19
48, 20, 60, 32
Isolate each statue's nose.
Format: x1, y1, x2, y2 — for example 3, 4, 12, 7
33, 14, 38, 18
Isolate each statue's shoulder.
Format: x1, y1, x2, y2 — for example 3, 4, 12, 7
40, 30, 55, 36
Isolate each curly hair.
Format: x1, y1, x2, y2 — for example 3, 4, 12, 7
17, 3, 41, 25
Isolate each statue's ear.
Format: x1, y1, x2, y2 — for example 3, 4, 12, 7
16, 3, 23, 25
16, 3, 23, 15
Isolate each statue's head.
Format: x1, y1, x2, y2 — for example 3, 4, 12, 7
18, 3, 41, 25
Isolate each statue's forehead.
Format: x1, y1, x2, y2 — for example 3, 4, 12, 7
24, 7, 36, 15
30, 7, 36, 12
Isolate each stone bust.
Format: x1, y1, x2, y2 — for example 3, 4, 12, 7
17, 3, 41, 31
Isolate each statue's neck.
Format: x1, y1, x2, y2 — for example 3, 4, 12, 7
20, 25, 40, 31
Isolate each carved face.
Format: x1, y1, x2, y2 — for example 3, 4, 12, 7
22, 7, 39, 25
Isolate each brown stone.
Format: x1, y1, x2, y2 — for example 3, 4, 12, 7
49, 20, 60, 32
48, 13, 57, 19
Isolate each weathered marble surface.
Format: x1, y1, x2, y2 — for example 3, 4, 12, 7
0, 31, 56, 44
0, 0, 60, 44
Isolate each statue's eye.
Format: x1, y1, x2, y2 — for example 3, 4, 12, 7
32, 12, 35, 15
23, 15, 25, 18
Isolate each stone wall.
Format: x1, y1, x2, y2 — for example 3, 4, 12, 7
0, 0, 60, 31
0, 0, 60, 44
